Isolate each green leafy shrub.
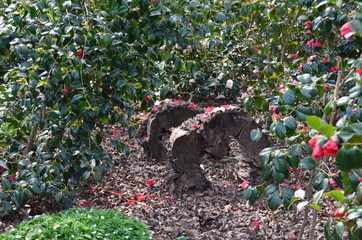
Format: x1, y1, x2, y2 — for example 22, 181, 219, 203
1, 208, 151, 240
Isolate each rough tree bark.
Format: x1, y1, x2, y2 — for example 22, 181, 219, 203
167, 108, 268, 195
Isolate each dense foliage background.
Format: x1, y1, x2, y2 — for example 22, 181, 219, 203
0, 0, 361, 239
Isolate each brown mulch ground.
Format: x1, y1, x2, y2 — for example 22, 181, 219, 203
0, 107, 338, 240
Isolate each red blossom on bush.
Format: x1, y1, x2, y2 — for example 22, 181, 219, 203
312, 144, 324, 159
7, 175, 15, 181
269, 106, 277, 112
306, 30, 313, 34
63, 87, 70, 94
76, 49, 83, 58
172, 100, 183, 104
271, 112, 279, 120
314, 38, 322, 48
291, 54, 298, 60
0, 166, 5, 173
305, 21, 312, 28
329, 178, 336, 186
340, 21, 355, 39
357, 68, 362, 76
190, 103, 197, 108
334, 207, 345, 218
254, 46, 260, 51
308, 138, 317, 149
323, 58, 329, 63
331, 66, 340, 72
252, 221, 261, 228
143, 96, 151, 102
146, 180, 155, 186
113, 129, 119, 136
352, 108, 357, 113
306, 40, 314, 47
324, 140, 339, 156
324, 86, 330, 91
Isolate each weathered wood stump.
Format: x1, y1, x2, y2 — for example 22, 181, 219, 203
167, 107, 268, 195
139, 102, 204, 161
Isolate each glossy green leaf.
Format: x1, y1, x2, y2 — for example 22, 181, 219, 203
300, 157, 316, 170
283, 88, 296, 105
306, 115, 322, 131
275, 122, 286, 140
267, 192, 282, 211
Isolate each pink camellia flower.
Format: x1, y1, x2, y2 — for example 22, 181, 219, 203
292, 80, 299, 84
8, 176, 15, 181
307, 58, 313, 63
357, 68, 362, 76
171, 100, 183, 104
241, 181, 249, 189
151, 0, 156, 3
340, 21, 355, 39
329, 178, 337, 186
149, 193, 156, 198
324, 140, 339, 156
190, 103, 197, 108
269, 106, 277, 112
146, 180, 155, 186
143, 96, 151, 102
232, 207, 238, 211
306, 30, 313, 34
189, 79, 196, 84
291, 54, 298, 60
192, 125, 200, 129
312, 144, 324, 159
271, 112, 279, 120
175, 43, 182, 49
278, 88, 285, 94
63, 87, 70, 94
225, 79, 233, 89
323, 58, 329, 63
306, 40, 314, 48
288, 234, 296, 239
223, 104, 230, 109
254, 46, 261, 51
314, 38, 322, 48
302, 126, 309, 133
252, 221, 261, 228
352, 108, 357, 113
305, 21, 312, 28
331, 66, 340, 72
297, 66, 303, 71
205, 107, 214, 112
358, 178, 362, 182
186, 45, 192, 50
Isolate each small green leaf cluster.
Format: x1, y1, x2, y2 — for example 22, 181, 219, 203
1, 208, 151, 240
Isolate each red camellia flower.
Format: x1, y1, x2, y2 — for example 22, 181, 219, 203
201, 114, 208, 120
205, 107, 214, 112
357, 68, 362, 76
146, 180, 155, 186
271, 112, 279, 120
252, 221, 261, 228
128, 200, 136, 205
137, 194, 146, 202
7, 175, 15, 181
331, 66, 340, 72
113, 129, 119, 136
312, 144, 324, 159
254, 46, 260, 51
151, 0, 156, 3
323, 58, 329, 63
306, 40, 314, 48
63, 87, 70, 94
324, 86, 330, 91
329, 178, 336, 186
291, 54, 298, 60
143, 96, 151, 102
314, 38, 322, 48
324, 140, 339, 156
241, 181, 249, 189
340, 21, 355, 39
192, 125, 200, 129
223, 104, 230, 109
305, 21, 312, 28
76, 49, 83, 58
306, 30, 313, 34
288, 234, 296, 239
190, 103, 197, 108
334, 207, 345, 218
0, 166, 5, 173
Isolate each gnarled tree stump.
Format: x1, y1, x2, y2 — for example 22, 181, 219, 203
167, 108, 268, 195
139, 102, 203, 161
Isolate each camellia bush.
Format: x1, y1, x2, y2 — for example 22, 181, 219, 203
0, 0, 361, 239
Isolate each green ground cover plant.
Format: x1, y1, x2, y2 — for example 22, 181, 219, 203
1, 208, 151, 239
